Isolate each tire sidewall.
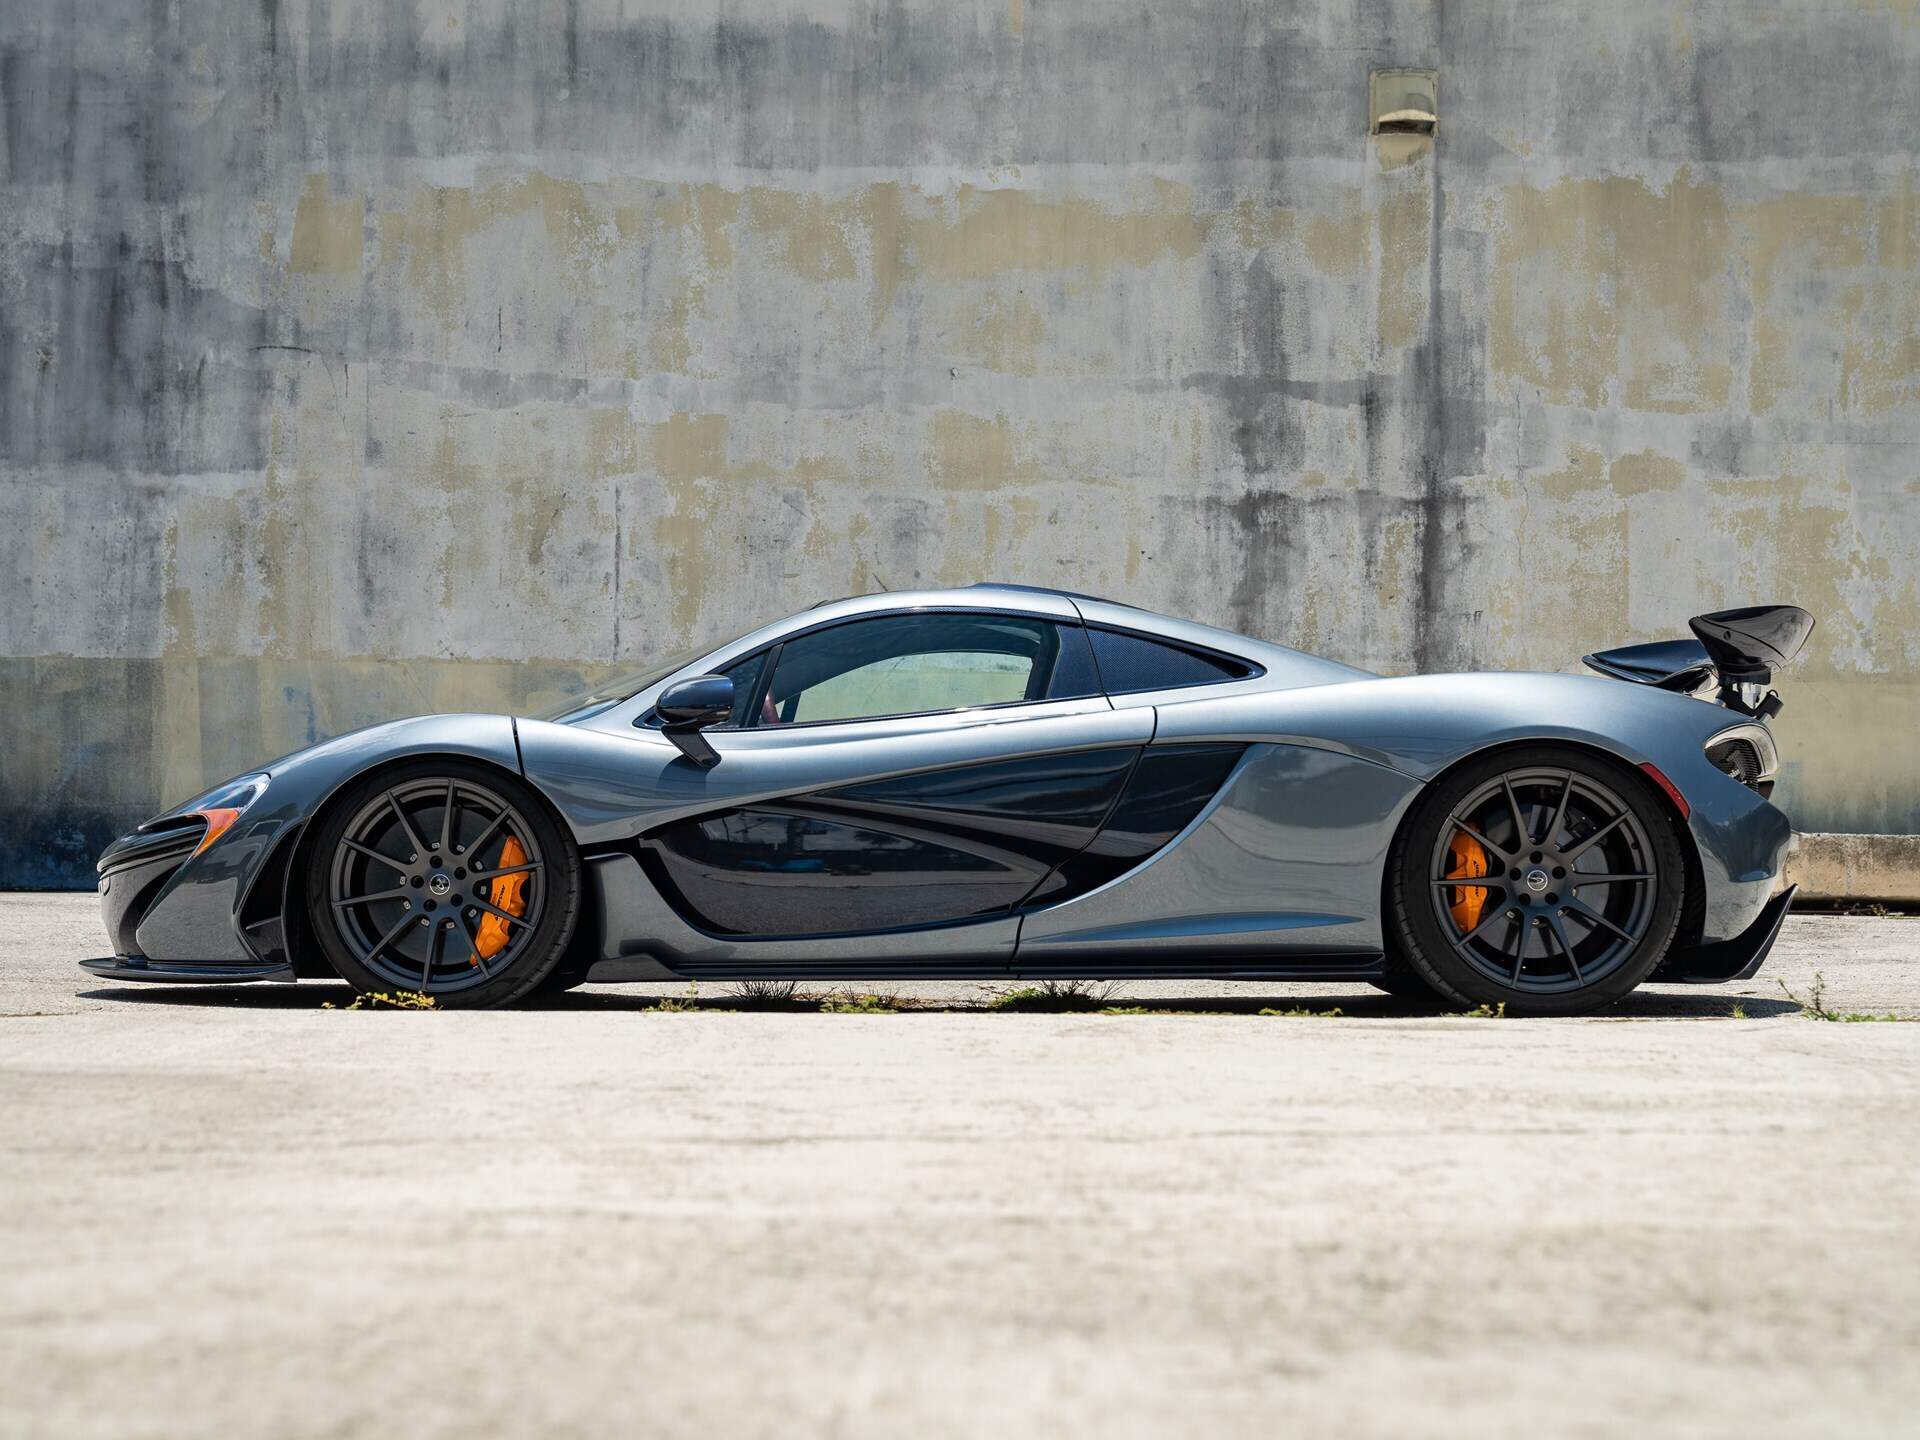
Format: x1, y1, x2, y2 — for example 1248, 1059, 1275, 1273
1389, 745, 1686, 1016
305, 759, 581, 1008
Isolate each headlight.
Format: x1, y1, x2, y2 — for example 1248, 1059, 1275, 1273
149, 774, 269, 856
1704, 724, 1778, 796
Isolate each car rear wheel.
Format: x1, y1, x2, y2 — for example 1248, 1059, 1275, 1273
305, 760, 581, 1008
1386, 745, 1685, 1017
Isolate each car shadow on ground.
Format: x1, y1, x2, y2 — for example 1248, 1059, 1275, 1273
79, 984, 1804, 1020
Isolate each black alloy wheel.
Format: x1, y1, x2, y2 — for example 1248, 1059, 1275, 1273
1388, 745, 1685, 1016
306, 760, 580, 1007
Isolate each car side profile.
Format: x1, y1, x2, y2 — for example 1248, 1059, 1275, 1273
87, 585, 1811, 1015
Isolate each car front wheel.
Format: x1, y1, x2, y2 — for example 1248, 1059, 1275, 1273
1386, 746, 1686, 1017
305, 760, 581, 1008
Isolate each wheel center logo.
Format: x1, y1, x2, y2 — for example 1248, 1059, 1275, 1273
428, 874, 452, 896
1525, 869, 1550, 893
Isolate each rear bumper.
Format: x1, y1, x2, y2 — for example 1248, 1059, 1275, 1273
1654, 884, 1796, 984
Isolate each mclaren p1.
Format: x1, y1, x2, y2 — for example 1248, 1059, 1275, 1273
86, 586, 1812, 1014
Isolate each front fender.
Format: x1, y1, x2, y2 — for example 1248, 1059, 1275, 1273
124, 715, 523, 966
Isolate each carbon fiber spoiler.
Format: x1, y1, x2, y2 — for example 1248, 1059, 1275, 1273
1582, 606, 1815, 719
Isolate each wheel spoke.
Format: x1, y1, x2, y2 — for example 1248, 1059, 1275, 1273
365, 908, 418, 963
342, 838, 409, 874
1507, 914, 1526, 984
459, 910, 489, 975
1451, 902, 1511, 953
421, 919, 442, 989
464, 808, 509, 863
439, 780, 457, 856
1567, 872, 1652, 888
1501, 776, 1531, 850
1562, 812, 1627, 862
1450, 818, 1514, 864
332, 886, 411, 911
1543, 773, 1574, 849
470, 895, 524, 928
385, 791, 430, 860
476, 862, 540, 881
1432, 876, 1509, 891
1546, 912, 1584, 982
1567, 897, 1637, 945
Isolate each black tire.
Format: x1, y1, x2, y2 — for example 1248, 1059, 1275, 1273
1386, 745, 1686, 1017
305, 759, 581, 1009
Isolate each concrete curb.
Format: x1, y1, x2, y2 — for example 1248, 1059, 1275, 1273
1782, 832, 1920, 905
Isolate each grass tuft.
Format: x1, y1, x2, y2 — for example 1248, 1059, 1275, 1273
819, 990, 899, 1014
1461, 1001, 1509, 1019
729, 978, 800, 1006
1257, 1005, 1345, 1018
989, 980, 1129, 1012
324, 990, 435, 1011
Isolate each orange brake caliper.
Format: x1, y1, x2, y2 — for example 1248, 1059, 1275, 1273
1445, 830, 1490, 932
470, 835, 530, 965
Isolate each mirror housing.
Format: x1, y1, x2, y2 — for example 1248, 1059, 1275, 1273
657, 675, 734, 768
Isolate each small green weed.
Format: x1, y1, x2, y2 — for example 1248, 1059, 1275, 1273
1777, 971, 1913, 1022
1729, 1001, 1749, 1020
649, 981, 701, 1013
1099, 1005, 1153, 1016
1257, 1005, 1345, 1018
1461, 1001, 1509, 1019
820, 991, 899, 1014
324, 990, 436, 1011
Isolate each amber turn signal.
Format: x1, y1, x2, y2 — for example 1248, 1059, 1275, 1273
192, 807, 245, 857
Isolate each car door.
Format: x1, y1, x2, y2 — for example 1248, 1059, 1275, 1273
640, 610, 1154, 941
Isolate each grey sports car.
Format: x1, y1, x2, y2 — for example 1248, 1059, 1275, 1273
86, 585, 1812, 1014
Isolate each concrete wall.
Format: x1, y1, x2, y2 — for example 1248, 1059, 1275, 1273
3, 0, 1918, 886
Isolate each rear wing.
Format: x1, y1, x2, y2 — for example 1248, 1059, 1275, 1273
1582, 606, 1814, 720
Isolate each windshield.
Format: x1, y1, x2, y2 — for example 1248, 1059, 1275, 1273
525, 622, 766, 724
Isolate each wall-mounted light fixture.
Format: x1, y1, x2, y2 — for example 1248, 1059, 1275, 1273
1370, 68, 1438, 137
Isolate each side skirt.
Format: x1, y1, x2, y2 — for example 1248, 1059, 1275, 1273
584, 954, 1388, 985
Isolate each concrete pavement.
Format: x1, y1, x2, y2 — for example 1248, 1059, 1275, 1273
3, 893, 1918, 1437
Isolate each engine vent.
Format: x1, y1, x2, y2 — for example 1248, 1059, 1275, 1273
1706, 736, 1773, 797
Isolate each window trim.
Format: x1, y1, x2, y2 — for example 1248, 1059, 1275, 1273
637, 605, 1093, 733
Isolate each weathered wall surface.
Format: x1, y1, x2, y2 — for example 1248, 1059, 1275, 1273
3, 0, 1918, 885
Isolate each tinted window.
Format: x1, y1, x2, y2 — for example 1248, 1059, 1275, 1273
719, 650, 769, 727
757, 614, 1098, 725
1089, 629, 1253, 694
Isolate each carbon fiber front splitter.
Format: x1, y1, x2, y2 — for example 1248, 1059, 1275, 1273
80, 955, 298, 984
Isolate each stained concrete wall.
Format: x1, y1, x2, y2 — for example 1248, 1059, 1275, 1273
2, 1, 1918, 886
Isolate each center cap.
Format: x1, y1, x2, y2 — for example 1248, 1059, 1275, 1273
428, 873, 452, 897
1525, 868, 1550, 894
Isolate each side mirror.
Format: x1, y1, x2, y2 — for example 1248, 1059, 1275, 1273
657, 675, 734, 768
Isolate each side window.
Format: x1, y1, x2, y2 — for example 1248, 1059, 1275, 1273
756, 614, 1098, 726
1088, 628, 1254, 694
718, 650, 769, 728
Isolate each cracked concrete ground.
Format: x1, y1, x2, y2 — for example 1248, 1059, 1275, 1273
3, 892, 1918, 1437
